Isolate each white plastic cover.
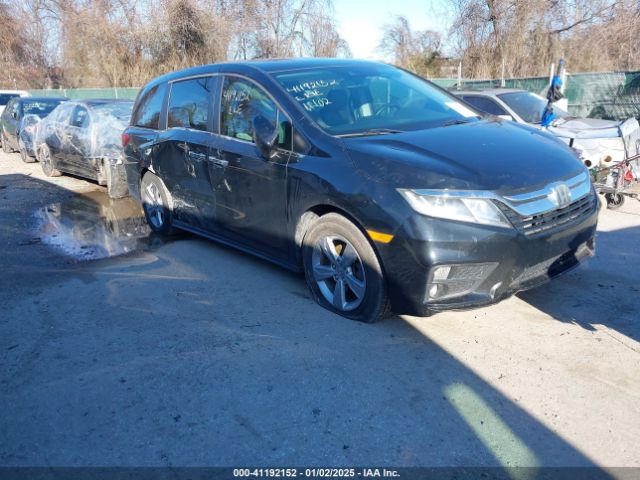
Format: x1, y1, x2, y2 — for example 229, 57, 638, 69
34, 101, 132, 160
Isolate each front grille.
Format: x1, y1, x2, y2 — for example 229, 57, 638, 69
498, 192, 597, 236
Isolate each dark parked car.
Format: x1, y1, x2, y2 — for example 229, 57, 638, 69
35, 99, 133, 198
0, 90, 28, 117
0, 96, 68, 162
123, 59, 599, 322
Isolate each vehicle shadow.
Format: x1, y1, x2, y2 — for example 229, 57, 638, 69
0, 173, 613, 474
518, 224, 640, 344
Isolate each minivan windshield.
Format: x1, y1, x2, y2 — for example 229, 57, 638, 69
274, 64, 480, 136
497, 91, 569, 124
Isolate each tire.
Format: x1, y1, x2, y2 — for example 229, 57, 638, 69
39, 145, 62, 177
302, 212, 389, 322
20, 146, 35, 163
2, 133, 12, 153
140, 172, 175, 235
605, 192, 625, 210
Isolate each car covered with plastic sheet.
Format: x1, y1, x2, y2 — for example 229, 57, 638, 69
34, 99, 133, 198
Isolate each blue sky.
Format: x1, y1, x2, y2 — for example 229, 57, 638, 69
333, 0, 452, 60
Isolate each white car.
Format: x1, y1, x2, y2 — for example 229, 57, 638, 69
0, 90, 29, 116
454, 88, 640, 169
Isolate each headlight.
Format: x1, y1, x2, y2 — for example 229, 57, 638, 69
398, 189, 512, 228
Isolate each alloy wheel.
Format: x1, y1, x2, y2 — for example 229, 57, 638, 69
311, 235, 366, 311
143, 181, 165, 229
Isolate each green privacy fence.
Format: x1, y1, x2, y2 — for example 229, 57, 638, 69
30, 71, 640, 121
433, 71, 640, 121
28, 87, 139, 100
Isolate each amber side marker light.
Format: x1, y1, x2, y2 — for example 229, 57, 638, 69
367, 230, 394, 244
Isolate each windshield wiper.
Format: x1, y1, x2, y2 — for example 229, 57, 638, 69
337, 128, 404, 138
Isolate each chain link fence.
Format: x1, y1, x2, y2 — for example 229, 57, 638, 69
29, 71, 640, 121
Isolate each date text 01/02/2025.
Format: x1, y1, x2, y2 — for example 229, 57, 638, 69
233, 468, 401, 478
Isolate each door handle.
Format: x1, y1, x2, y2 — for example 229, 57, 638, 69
208, 156, 228, 168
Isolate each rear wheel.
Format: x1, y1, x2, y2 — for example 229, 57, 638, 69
302, 213, 389, 322
2, 133, 12, 153
141, 172, 175, 235
39, 145, 61, 177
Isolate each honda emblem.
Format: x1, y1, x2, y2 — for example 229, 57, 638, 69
548, 183, 572, 208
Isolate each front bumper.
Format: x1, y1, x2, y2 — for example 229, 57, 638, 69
379, 193, 600, 316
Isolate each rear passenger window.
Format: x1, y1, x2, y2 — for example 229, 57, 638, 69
132, 83, 167, 129
461, 96, 507, 116
167, 77, 212, 131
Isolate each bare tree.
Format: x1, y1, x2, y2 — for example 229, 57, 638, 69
305, 0, 350, 57
379, 16, 442, 76
448, 0, 639, 79
2, 0, 351, 88
0, 0, 52, 88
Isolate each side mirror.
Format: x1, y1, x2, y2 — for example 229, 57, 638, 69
252, 115, 278, 159
497, 114, 513, 121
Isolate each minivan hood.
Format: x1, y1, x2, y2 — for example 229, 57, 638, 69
344, 120, 585, 193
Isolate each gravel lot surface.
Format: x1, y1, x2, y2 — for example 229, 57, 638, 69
1, 150, 638, 472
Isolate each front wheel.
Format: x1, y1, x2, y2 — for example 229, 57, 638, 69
141, 172, 175, 235
302, 213, 389, 322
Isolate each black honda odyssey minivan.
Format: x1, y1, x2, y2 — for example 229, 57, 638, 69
122, 59, 599, 322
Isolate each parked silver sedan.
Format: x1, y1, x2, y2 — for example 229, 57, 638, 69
454, 88, 640, 169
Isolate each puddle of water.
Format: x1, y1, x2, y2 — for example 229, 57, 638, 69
35, 191, 153, 260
